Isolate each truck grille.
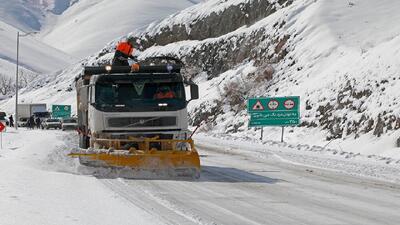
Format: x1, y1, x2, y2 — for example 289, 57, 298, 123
107, 117, 177, 128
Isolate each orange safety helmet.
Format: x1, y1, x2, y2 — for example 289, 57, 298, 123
116, 41, 134, 55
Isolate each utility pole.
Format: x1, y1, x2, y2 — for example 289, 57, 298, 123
15, 32, 19, 130
15, 31, 37, 130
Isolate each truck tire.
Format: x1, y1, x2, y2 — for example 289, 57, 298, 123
79, 134, 90, 149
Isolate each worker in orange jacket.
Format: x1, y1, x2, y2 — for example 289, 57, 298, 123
112, 40, 137, 66
154, 86, 176, 99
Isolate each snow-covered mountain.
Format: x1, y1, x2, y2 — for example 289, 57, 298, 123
0, 20, 75, 75
0, 0, 198, 97
1, 0, 400, 158
39, 0, 203, 58
0, 0, 201, 59
0, 0, 75, 79
0, 0, 72, 31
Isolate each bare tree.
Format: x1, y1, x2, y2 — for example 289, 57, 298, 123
0, 73, 15, 95
0, 69, 36, 96
19, 70, 36, 88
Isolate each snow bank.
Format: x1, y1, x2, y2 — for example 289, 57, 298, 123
195, 133, 400, 183
0, 128, 163, 225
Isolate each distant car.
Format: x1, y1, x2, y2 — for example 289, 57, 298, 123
42, 118, 62, 130
17, 117, 29, 127
61, 118, 78, 131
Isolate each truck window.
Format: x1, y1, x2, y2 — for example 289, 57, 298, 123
95, 81, 186, 112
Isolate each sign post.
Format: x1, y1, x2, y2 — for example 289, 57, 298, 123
52, 105, 72, 119
247, 96, 300, 142
0, 122, 5, 149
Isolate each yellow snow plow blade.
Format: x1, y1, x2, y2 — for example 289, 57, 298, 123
69, 138, 200, 178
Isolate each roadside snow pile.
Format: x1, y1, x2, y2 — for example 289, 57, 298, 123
195, 133, 400, 183
0, 129, 163, 225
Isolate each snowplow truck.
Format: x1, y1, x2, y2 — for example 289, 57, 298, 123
70, 59, 200, 178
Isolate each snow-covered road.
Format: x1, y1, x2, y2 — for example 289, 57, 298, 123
1, 129, 399, 225
103, 143, 400, 225
0, 129, 163, 225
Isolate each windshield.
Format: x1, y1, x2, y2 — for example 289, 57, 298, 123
95, 80, 186, 112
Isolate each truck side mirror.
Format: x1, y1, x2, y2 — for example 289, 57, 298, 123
190, 84, 199, 100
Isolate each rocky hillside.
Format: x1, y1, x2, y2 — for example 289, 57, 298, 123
98, 0, 292, 79
90, 0, 400, 146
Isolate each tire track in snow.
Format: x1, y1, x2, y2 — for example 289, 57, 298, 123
101, 179, 216, 225
100, 179, 174, 225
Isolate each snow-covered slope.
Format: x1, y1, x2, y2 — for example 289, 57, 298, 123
0, 20, 75, 74
40, 0, 203, 58
0, 0, 72, 31
0, 0, 44, 31
0, 129, 165, 225
1, 0, 399, 159
94, 0, 400, 156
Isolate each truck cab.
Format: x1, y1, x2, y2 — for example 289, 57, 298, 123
76, 61, 199, 149
72, 59, 201, 177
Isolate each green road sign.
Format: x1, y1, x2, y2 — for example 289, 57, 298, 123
52, 105, 71, 119
247, 96, 300, 127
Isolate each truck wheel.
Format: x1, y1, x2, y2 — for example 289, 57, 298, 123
79, 135, 90, 149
